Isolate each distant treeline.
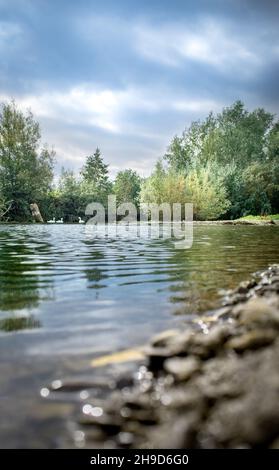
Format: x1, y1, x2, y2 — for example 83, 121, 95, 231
0, 100, 278, 222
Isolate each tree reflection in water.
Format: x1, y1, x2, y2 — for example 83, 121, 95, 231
0, 228, 53, 331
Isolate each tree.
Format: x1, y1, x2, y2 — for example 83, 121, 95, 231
241, 161, 279, 215
80, 148, 112, 206
165, 102, 274, 171
58, 168, 80, 196
140, 160, 189, 213
214, 102, 274, 167
114, 169, 141, 207
139, 160, 230, 220
81, 148, 109, 189
164, 101, 278, 218
165, 113, 218, 170
185, 165, 231, 220
50, 168, 84, 222
0, 101, 54, 220
217, 163, 245, 219
0, 194, 13, 221
267, 121, 279, 162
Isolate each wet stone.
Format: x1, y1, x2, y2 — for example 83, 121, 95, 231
151, 329, 180, 348
160, 386, 205, 411
50, 378, 115, 393
145, 332, 194, 370
122, 394, 155, 411
164, 356, 201, 382
122, 409, 158, 425
116, 431, 135, 447
187, 325, 233, 358
78, 412, 123, 434
225, 329, 276, 352
197, 325, 231, 348
197, 356, 249, 400
238, 297, 279, 328
66, 264, 279, 449
145, 412, 202, 449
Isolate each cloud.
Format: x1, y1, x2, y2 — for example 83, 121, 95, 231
74, 12, 279, 82
0, 84, 225, 177
134, 18, 277, 75
0, 2, 278, 176
1, 84, 223, 136
7, 87, 125, 134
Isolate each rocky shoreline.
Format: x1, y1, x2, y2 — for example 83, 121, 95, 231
50, 265, 279, 448
195, 219, 279, 225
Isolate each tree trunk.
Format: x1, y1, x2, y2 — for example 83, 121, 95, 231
30, 203, 44, 223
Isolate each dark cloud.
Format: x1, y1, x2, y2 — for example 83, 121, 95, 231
0, 0, 278, 174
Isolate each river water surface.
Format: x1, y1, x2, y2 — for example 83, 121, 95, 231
0, 224, 278, 447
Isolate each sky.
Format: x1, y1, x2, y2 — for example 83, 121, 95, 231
0, 0, 278, 177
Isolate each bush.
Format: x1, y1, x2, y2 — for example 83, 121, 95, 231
185, 165, 231, 220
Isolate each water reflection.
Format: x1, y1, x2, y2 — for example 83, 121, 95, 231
0, 224, 278, 324
0, 315, 41, 332
0, 227, 54, 330
167, 225, 279, 314
82, 240, 108, 289
0, 224, 278, 448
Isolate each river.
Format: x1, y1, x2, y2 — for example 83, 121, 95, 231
0, 223, 278, 447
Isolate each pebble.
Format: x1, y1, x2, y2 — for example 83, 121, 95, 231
45, 264, 279, 449
239, 297, 279, 328
151, 329, 180, 348
225, 329, 276, 352
164, 356, 201, 381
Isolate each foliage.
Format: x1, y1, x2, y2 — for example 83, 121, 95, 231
237, 214, 279, 221
185, 165, 231, 220
0, 101, 54, 221
79, 148, 112, 208
113, 169, 141, 207
81, 148, 109, 189
0, 99, 278, 223
139, 161, 230, 220
164, 101, 279, 218
0, 194, 13, 221
140, 161, 188, 206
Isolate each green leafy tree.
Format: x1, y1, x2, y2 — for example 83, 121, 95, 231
165, 113, 218, 170
81, 148, 109, 189
51, 169, 84, 222
140, 161, 229, 220
0, 101, 54, 220
80, 148, 112, 206
185, 165, 231, 220
164, 101, 278, 218
0, 194, 13, 221
241, 161, 279, 215
140, 161, 188, 215
114, 169, 141, 207
58, 168, 80, 196
166, 102, 274, 171
214, 102, 274, 167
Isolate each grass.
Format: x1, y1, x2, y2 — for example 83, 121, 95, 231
237, 214, 279, 221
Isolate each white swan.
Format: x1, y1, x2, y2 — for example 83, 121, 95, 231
56, 218, 64, 224
78, 217, 85, 224
47, 217, 55, 224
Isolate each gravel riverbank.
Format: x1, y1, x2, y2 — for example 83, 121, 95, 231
51, 265, 279, 448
